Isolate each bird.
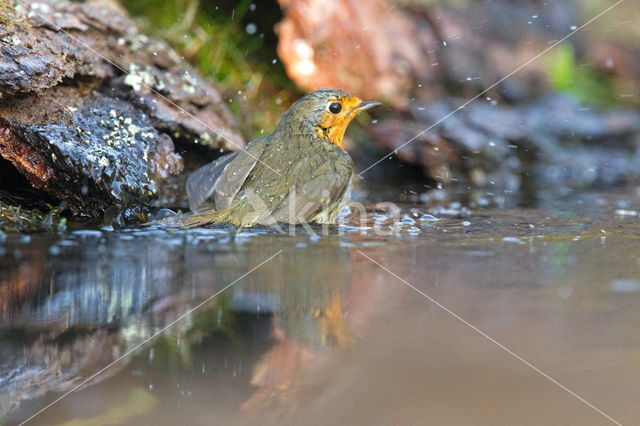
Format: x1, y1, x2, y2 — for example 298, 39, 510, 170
177, 88, 380, 227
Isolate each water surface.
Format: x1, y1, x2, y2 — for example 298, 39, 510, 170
2, 189, 640, 425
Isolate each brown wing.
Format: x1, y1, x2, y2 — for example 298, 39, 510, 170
267, 154, 353, 224
186, 137, 268, 212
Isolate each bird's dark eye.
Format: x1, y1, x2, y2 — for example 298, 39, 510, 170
328, 102, 342, 114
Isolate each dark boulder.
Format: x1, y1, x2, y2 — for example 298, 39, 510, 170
371, 94, 640, 190
0, 0, 243, 217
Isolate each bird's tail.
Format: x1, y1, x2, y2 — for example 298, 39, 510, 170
174, 210, 229, 228
142, 210, 229, 229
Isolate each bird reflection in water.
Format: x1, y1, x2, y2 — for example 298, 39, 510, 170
220, 235, 355, 411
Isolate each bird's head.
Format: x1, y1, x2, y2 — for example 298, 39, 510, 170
279, 89, 381, 149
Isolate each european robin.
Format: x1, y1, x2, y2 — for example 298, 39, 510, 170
179, 89, 380, 227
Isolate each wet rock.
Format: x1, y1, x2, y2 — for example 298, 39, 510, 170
0, 87, 184, 214
372, 94, 640, 189
276, 0, 640, 192
276, 0, 439, 108
0, 0, 243, 217
276, 0, 582, 105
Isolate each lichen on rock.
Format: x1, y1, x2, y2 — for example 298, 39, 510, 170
0, 0, 244, 219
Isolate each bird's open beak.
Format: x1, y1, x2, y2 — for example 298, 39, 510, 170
356, 101, 382, 112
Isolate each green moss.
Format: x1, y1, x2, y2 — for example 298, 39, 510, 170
120, 0, 297, 139
0, 0, 14, 25
0, 1, 28, 26
547, 43, 617, 107
0, 202, 66, 232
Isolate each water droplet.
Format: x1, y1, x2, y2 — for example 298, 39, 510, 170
245, 23, 257, 35
502, 237, 525, 245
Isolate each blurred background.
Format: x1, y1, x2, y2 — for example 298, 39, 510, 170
123, 0, 640, 128
120, 0, 640, 198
